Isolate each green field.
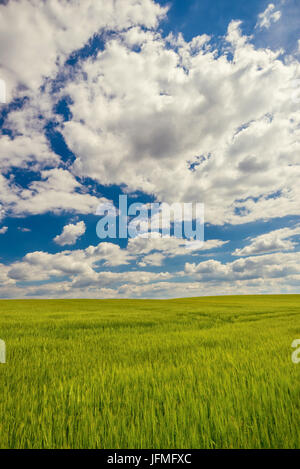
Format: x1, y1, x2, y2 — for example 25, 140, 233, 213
0, 295, 299, 449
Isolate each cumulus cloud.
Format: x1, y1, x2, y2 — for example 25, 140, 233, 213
0, 169, 109, 219
1, 245, 300, 298
0, 133, 58, 171
0, 226, 8, 234
1, 1, 299, 226
0, 0, 167, 101
233, 225, 300, 256
127, 235, 228, 262
0, 0, 299, 299
0, 0, 168, 219
185, 251, 300, 284
256, 4, 282, 29
7, 242, 135, 285
4, 242, 172, 296
138, 252, 166, 267
59, 20, 300, 226
54, 221, 86, 246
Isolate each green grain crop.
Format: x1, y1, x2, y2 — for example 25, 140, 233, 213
0, 295, 299, 449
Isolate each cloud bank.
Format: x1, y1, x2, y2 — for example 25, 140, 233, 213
0, 0, 299, 298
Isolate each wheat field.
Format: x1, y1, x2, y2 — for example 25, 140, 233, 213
0, 295, 299, 449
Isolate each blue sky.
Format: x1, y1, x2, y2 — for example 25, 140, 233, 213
159, 0, 264, 38
0, 0, 299, 298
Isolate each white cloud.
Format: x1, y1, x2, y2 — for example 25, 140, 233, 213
0, 94, 60, 172
4, 242, 172, 297
185, 251, 300, 284
54, 221, 86, 246
1, 246, 300, 298
7, 235, 223, 286
7, 242, 135, 284
0, 1, 299, 299
256, 4, 282, 29
0, 169, 108, 218
127, 235, 228, 266
1, 3, 299, 226
0, 226, 8, 234
233, 225, 300, 256
59, 20, 300, 226
138, 252, 165, 266
0, 133, 58, 171
0, 0, 167, 102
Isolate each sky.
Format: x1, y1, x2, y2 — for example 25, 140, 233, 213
0, 0, 300, 299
